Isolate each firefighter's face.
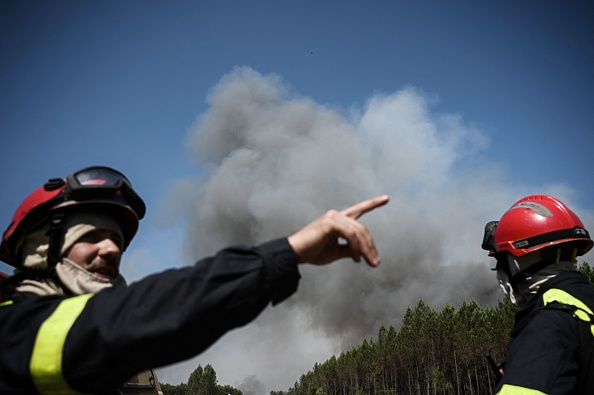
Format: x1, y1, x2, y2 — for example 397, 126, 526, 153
63, 229, 122, 279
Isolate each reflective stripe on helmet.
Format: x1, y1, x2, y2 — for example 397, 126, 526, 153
542, 288, 594, 337
30, 294, 93, 395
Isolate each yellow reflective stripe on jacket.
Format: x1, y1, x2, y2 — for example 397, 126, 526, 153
542, 288, 594, 336
496, 384, 547, 394
30, 293, 93, 395
0, 300, 14, 306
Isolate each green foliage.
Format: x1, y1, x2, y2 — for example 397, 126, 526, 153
160, 382, 187, 395
162, 364, 242, 395
219, 384, 242, 395
578, 261, 594, 284
278, 297, 519, 395
432, 368, 454, 393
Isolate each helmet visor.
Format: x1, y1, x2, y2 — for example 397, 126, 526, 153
72, 166, 131, 188
482, 221, 499, 255
65, 166, 146, 219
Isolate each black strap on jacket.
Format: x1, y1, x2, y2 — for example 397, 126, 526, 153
46, 212, 65, 269
510, 302, 594, 394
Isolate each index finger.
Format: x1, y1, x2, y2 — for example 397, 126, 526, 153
341, 195, 390, 219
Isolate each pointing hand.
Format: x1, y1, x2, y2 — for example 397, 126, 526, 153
287, 195, 389, 267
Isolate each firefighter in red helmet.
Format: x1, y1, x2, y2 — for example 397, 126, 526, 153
0, 165, 389, 394
0, 166, 145, 296
482, 194, 594, 395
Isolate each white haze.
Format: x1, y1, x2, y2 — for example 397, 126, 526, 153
148, 67, 594, 394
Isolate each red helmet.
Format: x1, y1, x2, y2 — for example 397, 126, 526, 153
484, 194, 592, 257
0, 166, 146, 267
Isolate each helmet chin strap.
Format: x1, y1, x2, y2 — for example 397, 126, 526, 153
45, 212, 65, 269
43, 211, 70, 293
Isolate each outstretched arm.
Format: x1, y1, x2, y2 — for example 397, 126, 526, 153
287, 195, 389, 267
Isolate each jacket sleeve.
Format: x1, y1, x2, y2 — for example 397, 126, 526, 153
63, 238, 300, 393
495, 308, 580, 395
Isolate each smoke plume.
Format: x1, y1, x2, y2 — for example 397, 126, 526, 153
155, 67, 587, 393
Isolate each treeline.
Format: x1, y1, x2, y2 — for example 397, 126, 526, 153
271, 262, 594, 395
273, 298, 516, 395
161, 364, 242, 395
162, 263, 594, 395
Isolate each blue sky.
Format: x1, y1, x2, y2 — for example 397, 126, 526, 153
1, 1, 593, 393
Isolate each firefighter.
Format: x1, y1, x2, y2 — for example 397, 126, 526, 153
0, 165, 389, 394
482, 194, 594, 394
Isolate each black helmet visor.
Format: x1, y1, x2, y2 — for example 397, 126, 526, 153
65, 166, 146, 219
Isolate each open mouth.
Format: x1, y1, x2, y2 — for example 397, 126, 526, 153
92, 266, 117, 279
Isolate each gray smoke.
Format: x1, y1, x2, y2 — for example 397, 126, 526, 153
154, 67, 588, 393
237, 376, 267, 395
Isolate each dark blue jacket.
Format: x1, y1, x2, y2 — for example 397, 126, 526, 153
496, 270, 594, 395
0, 238, 299, 394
